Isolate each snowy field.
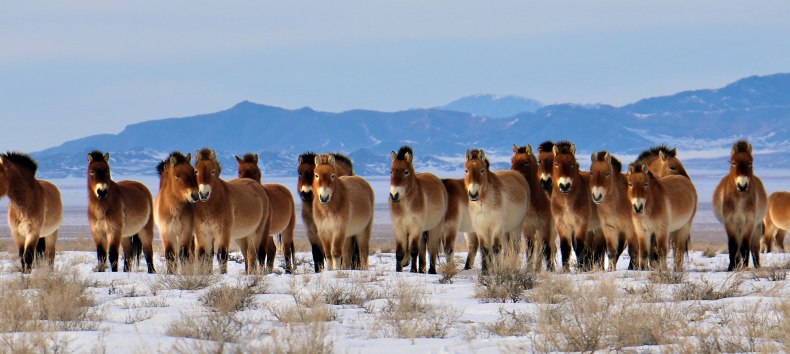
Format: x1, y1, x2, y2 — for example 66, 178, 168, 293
0, 249, 788, 353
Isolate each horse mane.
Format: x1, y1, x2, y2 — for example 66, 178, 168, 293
467, 149, 491, 170
330, 153, 353, 169
2, 152, 38, 175
733, 139, 751, 154
157, 151, 189, 176
628, 162, 652, 176
553, 140, 574, 154
594, 151, 622, 174
299, 151, 317, 165
240, 153, 258, 163
88, 150, 106, 162
515, 145, 531, 154
538, 141, 554, 153
636, 145, 675, 163
395, 146, 413, 161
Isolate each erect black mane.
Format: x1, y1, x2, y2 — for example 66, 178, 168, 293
329, 153, 353, 169
298, 151, 317, 165
2, 152, 38, 175
515, 145, 531, 154
553, 140, 574, 154
88, 150, 107, 162
733, 139, 751, 153
636, 145, 675, 163
395, 146, 413, 161
240, 153, 258, 163
538, 141, 554, 153
157, 151, 189, 176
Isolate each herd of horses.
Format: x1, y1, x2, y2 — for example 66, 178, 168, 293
0, 139, 787, 274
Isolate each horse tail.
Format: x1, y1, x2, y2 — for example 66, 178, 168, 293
131, 234, 143, 266
35, 237, 46, 260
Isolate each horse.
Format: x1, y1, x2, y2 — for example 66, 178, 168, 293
464, 149, 529, 272
550, 141, 604, 271
764, 192, 789, 252
635, 145, 689, 178
154, 151, 199, 273
235, 153, 297, 273
440, 178, 479, 269
536, 141, 555, 195
589, 151, 632, 270
312, 154, 374, 270
627, 163, 697, 270
297, 152, 357, 272
511, 144, 556, 270
0, 152, 62, 272
87, 151, 155, 273
193, 148, 269, 274
389, 146, 448, 274
713, 140, 767, 271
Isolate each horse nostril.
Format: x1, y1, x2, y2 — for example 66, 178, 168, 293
390, 193, 400, 202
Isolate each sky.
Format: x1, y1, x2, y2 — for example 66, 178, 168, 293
2, 1, 790, 152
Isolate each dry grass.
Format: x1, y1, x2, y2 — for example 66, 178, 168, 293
475, 252, 536, 303
168, 310, 252, 353
673, 273, 745, 301
438, 260, 460, 284
259, 321, 334, 354
751, 265, 788, 282
200, 283, 256, 313
369, 279, 461, 339
484, 308, 533, 337
648, 267, 687, 284
152, 261, 222, 291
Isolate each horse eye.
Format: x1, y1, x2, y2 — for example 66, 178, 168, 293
331, 174, 336, 179
314, 174, 319, 179
464, 170, 468, 173
404, 171, 409, 176
176, 174, 181, 179
480, 169, 485, 174
628, 183, 632, 188
89, 170, 95, 175
211, 170, 216, 175
606, 172, 610, 177
644, 182, 648, 188
670, 167, 676, 171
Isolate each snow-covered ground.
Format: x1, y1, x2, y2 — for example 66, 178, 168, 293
0, 249, 788, 353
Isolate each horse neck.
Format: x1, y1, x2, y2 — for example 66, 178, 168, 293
480, 172, 501, 200
646, 175, 665, 210
328, 179, 348, 207
4, 165, 39, 207
207, 178, 229, 204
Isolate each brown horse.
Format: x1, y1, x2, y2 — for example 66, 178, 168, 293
511, 144, 556, 270
536, 141, 555, 195
550, 141, 602, 271
389, 146, 448, 274
0, 152, 62, 272
713, 140, 767, 270
441, 178, 479, 269
312, 154, 374, 270
764, 192, 790, 252
193, 148, 269, 274
87, 151, 155, 273
628, 163, 697, 270
635, 145, 689, 178
589, 151, 632, 270
464, 149, 529, 271
235, 153, 297, 273
155, 152, 199, 273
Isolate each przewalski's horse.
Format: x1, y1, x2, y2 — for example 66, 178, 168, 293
297, 152, 356, 272
389, 146, 448, 274
441, 178, 479, 269
536, 141, 555, 195
236, 153, 297, 273
550, 141, 602, 271
764, 192, 789, 252
87, 151, 155, 273
312, 154, 374, 270
464, 149, 529, 271
194, 148, 269, 274
635, 145, 689, 178
155, 152, 199, 273
0, 152, 62, 272
589, 151, 632, 270
713, 140, 767, 270
511, 144, 556, 270
627, 163, 697, 270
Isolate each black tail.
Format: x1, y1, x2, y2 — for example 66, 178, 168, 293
131, 234, 143, 267
350, 236, 361, 270
35, 238, 46, 261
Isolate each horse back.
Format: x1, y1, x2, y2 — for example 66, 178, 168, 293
415, 172, 448, 228
767, 191, 790, 230
38, 180, 63, 235
227, 178, 269, 225
263, 183, 295, 234
442, 178, 470, 230
339, 176, 374, 235
661, 175, 697, 228
116, 180, 154, 233
493, 170, 529, 206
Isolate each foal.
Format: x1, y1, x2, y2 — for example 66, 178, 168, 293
713, 140, 767, 270
87, 151, 155, 273
589, 151, 631, 270
389, 146, 447, 274
0, 152, 63, 272
511, 144, 555, 270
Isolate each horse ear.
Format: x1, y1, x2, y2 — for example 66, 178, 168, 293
526, 145, 533, 155
298, 155, 303, 165
552, 145, 559, 156
314, 155, 322, 165
570, 144, 576, 155
590, 152, 597, 163
747, 143, 753, 154
328, 155, 336, 165
659, 150, 667, 161
254, 154, 259, 163
87, 153, 93, 162
604, 152, 611, 164
391, 151, 397, 161
465, 150, 472, 161
185, 153, 192, 164
104, 153, 110, 162
405, 152, 412, 163
512, 144, 518, 154
641, 163, 648, 173
169, 156, 178, 166
628, 164, 634, 173
671, 147, 677, 156
210, 150, 217, 161
235, 155, 243, 163
479, 149, 486, 160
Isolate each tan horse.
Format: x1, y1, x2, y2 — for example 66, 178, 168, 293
87, 151, 155, 273
236, 153, 297, 273
193, 148, 269, 274
389, 146, 447, 274
441, 178, 479, 269
628, 163, 697, 270
589, 151, 632, 270
312, 154, 374, 270
511, 144, 556, 270
155, 152, 199, 273
550, 141, 602, 271
0, 152, 62, 272
635, 145, 689, 178
713, 140, 767, 270
764, 192, 789, 252
297, 152, 356, 272
464, 149, 529, 271
536, 141, 555, 194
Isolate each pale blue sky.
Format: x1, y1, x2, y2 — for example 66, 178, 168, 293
2, 1, 789, 152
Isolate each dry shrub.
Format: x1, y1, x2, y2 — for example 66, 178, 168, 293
610, 302, 685, 349
154, 271, 221, 291
439, 261, 460, 284
268, 303, 338, 324
485, 308, 533, 337
201, 283, 256, 313
751, 266, 788, 282
168, 310, 254, 352
648, 267, 687, 284
530, 272, 573, 304
475, 252, 536, 303
370, 279, 461, 339
262, 321, 334, 354
0, 332, 73, 354
783, 301, 790, 350
701, 247, 718, 258
673, 273, 744, 301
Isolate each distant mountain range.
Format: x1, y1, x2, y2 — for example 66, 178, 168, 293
33, 73, 790, 178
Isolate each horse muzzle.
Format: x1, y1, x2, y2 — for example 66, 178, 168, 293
736, 183, 749, 193
591, 192, 603, 204
540, 177, 552, 192
189, 192, 199, 204
96, 189, 108, 200
558, 183, 572, 194
299, 191, 313, 202
390, 192, 400, 203
468, 191, 480, 202
632, 203, 645, 215
319, 194, 331, 205
199, 191, 211, 202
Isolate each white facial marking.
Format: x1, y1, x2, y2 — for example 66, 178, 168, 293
591, 186, 605, 202
467, 182, 481, 196
557, 177, 572, 186
735, 176, 749, 187
390, 185, 405, 198
94, 183, 108, 196
300, 185, 312, 193
199, 184, 212, 196
318, 187, 332, 201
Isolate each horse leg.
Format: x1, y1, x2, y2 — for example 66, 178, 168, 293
357, 220, 372, 270
573, 228, 589, 271
161, 232, 177, 274
44, 231, 57, 268
120, 236, 134, 272
302, 204, 324, 272
443, 228, 456, 266
140, 220, 156, 273
93, 231, 108, 272
331, 232, 345, 271
216, 229, 232, 274
395, 237, 407, 272
655, 230, 669, 270
418, 231, 428, 274
777, 229, 787, 252
108, 231, 122, 272
266, 235, 276, 272
764, 220, 776, 253
342, 236, 356, 269
283, 214, 296, 273
409, 234, 420, 273
480, 240, 492, 274
22, 233, 40, 273
427, 227, 441, 274
601, 228, 619, 271
558, 228, 573, 271
751, 225, 762, 268
464, 232, 479, 270
672, 224, 692, 271
540, 221, 556, 271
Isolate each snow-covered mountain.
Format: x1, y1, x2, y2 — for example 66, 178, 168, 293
438, 94, 543, 117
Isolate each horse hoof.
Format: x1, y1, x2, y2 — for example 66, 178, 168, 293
428, 268, 437, 274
